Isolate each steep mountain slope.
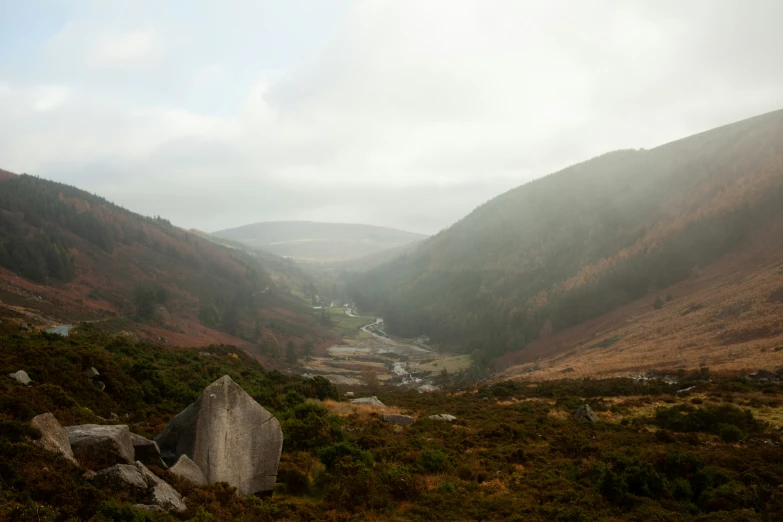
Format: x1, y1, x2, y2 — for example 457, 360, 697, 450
347, 109, 783, 364
0, 174, 335, 355
213, 221, 427, 262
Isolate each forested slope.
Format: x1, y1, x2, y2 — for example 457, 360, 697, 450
348, 109, 783, 362
0, 173, 333, 354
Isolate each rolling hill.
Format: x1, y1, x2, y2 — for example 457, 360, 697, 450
347, 109, 783, 371
0, 172, 335, 357
213, 221, 427, 262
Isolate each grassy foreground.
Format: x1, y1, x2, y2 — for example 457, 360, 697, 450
2, 329, 783, 520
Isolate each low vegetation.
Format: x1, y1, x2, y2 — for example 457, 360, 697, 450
3, 330, 783, 520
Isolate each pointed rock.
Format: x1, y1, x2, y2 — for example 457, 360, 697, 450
8, 370, 31, 385
30, 413, 77, 464
130, 433, 167, 469
66, 424, 135, 468
169, 454, 207, 486
155, 375, 283, 496
573, 404, 598, 423
84, 367, 100, 379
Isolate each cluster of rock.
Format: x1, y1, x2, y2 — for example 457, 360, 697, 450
155, 375, 284, 496
30, 414, 185, 512
26, 374, 284, 512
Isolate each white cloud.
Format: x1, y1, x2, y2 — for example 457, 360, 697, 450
3, 0, 783, 234
84, 28, 168, 70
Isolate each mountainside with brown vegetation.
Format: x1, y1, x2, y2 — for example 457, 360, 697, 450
348, 109, 783, 370
0, 173, 336, 359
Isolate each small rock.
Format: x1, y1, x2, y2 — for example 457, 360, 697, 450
675, 386, 697, 395
573, 404, 598, 423
8, 370, 31, 385
169, 454, 207, 486
130, 433, 167, 469
20, 322, 30, 331
749, 370, 778, 382
66, 424, 135, 468
31, 413, 77, 464
482, 397, 490, 401
82, 470, 97, 480
84, 367, 100, 379
94, 464, 149, 494
110, 413, 119, 422
349, 396, 386, 408
136, 461, 186, 512
344, 391, 355, 398
429, 414, 456, 422
94, 381, 106, 392
380, 414, 415, 426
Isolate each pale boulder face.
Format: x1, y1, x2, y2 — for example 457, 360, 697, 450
31, 413, 77, 464
155, 375, 283, 496
8, 370, 31, 385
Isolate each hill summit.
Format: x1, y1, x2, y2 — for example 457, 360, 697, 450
213, 221, 426, 263
348, 109, 783, 367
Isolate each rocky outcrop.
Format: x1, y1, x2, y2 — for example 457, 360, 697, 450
350, 396, 386, 407
93, 462, 186, 512
573, 404, 598, 423
67, 424, 135, 468
429, 414, 456, 422
130, 433, 167, 469
8, 370, 31, 385
155, 375, 283, 495
31, 413, 77, 464
169, 454, 207, 486
380, 413, 415, 426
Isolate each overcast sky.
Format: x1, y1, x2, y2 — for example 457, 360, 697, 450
1, 0, 782, 234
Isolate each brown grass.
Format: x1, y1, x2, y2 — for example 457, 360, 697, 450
499, 216, 783, 381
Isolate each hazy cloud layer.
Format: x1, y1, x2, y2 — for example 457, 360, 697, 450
1, 0, 782, 234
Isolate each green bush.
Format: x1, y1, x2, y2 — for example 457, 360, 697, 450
419, 450, 451, 473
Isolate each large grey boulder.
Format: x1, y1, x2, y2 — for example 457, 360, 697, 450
169, 454, 207, 486
130, 433, 167, 469
66, 424, 135, 468
155, 375, 283, 496
93, 462, 186, 512
8, 370, 31, 385
429, 414, 457, 422
380, 413, 415, 426
31, 413, 77, 464
573, 404, 598, 423
350, 396, 386, 408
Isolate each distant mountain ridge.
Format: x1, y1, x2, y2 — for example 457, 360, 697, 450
213, 221, 427, 262
347, 108, 783, 365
